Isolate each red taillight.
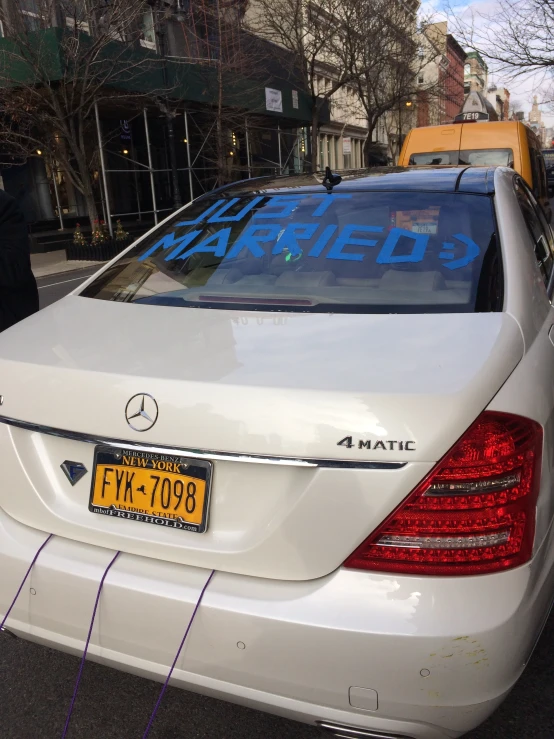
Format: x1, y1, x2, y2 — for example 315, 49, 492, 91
343, 412, 543, 576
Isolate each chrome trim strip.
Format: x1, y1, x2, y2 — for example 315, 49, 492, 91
0, 415, 405, 470
317, 722, 414, 739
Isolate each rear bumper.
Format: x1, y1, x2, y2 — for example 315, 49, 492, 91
2, 509, 553, 739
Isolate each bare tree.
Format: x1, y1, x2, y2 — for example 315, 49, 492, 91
447, 0, 554, 76
0, 0, 168, 226
246, 0, 464, 169
244, 0, 359, 171
176, 0, 269, 188
350, 3, 462, 165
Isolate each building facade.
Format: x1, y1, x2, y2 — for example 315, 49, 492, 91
0, 0, 315, 238
244, 0, 371, 170
416, 22, 466, 127
529, 95, 547, 147
486, 86, 511, 121
314, 74, 369, 170
464, 51, 488, 94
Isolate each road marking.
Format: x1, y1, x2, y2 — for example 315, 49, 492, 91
38, 275, 93, 290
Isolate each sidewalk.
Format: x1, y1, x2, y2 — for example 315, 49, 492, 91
31, 250, 102, 279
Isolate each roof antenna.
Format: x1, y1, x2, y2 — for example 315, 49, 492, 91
322, 166, 342, 192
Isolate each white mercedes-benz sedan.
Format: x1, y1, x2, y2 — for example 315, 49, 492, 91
1, 166, 554, 739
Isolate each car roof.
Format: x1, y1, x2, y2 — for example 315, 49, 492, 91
216, 166, 496, 197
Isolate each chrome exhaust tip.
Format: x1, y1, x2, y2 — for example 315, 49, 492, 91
317, 722, 414, 739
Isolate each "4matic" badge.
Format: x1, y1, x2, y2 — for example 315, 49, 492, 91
337, 436, 416, 451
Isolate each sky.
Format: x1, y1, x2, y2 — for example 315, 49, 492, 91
421, 0, 554, 128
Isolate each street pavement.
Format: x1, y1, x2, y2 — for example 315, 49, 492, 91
37, 266, 100, 309
3, 256, 554, 738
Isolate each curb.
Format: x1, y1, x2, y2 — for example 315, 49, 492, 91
32, 261, 102, 280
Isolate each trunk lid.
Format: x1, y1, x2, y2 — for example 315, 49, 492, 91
0, 296, 523, 579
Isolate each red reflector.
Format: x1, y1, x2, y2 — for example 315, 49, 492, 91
343, 412, 543, 576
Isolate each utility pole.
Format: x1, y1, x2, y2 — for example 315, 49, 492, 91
147, 0, 182, 210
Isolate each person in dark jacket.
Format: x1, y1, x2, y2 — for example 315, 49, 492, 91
0, 189, 39, 333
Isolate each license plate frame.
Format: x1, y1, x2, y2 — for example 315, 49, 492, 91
89, 446, 212, 534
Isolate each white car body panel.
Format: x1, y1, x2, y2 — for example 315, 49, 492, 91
2, 507, 554, 739
0, 300, 523, 579
1, 166, 554, 739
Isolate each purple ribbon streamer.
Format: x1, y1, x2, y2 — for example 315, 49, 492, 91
0, 533, 53, 633
142, 569, 215, 739
61, 550, 120, 739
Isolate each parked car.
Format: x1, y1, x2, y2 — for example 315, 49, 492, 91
399, 121, 552, 221
1, 166, 554, 739
543, 148, 554, 195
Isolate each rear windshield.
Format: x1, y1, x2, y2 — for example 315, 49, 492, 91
81, 190, 501, 314
409, 151, 458, 165
410, 149, 513, 166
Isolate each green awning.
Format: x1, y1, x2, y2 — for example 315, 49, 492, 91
0, 28, 319, 125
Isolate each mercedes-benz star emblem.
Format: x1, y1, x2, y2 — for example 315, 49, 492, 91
125, 393, 159, 432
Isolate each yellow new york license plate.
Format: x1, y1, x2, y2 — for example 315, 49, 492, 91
89, 446, 212, 533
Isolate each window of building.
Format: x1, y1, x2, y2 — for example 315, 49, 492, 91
464, 63, 470, 76
418, 76, 424, 85
140, 10, 157, 49
64, 0, 90, 33
21, 0, 42, 31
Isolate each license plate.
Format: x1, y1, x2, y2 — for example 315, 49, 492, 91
412, 222, 437, 234
89, 447, 212, 533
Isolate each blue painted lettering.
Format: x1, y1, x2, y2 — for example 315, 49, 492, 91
175, 200, 224, 226
140, 231, 194, 262
208, 196, 264, 223
178, 228, 231, 260
376, 228, 428, 264
310, 194, 352, 217
225, 225, 282, 260
165, 230, 201, 260
272, 223, 319, 255
439, 234, 480, 270
308, 225, 337, 257
326, 225, 383, 261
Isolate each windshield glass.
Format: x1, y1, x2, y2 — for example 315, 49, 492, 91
410, 149, 513, 166
81, 190, 499, 314
459, 149, 513, 166
543, 150, 554, 164
409, 151, 458, 165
